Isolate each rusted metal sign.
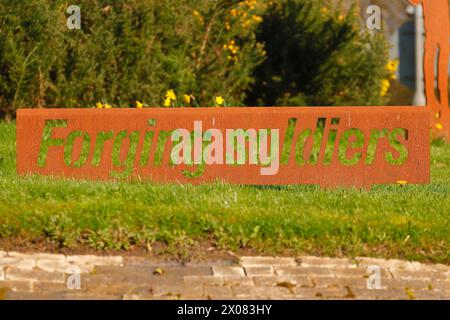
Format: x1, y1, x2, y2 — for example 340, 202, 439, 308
17, 107, 429, 187
409, 0, 450, 139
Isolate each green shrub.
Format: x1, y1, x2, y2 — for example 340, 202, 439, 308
245, 0, 393, 106
0, 0, 268, 117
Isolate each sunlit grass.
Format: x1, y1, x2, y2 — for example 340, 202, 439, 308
0, 121, 449, 263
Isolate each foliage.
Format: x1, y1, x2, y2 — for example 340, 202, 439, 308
0, 0, 268, 116
246, 0, 393, 106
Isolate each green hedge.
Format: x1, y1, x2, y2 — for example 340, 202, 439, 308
0, 0, 268, 116
0, 0, 392, 118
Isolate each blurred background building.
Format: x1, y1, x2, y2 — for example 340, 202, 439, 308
358, 0, 420, 105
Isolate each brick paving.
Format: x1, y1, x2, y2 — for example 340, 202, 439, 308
0, 251, 448, 300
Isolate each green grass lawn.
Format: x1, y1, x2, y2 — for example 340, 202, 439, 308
0, 121, 449, 263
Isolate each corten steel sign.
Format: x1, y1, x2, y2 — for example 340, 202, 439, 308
17, 107, 429, 187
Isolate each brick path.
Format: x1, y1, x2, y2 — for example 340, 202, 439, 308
0, 251, 448, 300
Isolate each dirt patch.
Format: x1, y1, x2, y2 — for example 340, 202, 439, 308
1, 237, 447, 266
0, 237, 244, 263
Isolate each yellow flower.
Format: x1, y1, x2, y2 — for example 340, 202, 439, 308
192, 10, 204, 23
104, 104, 112, 109
386, 60, 399, 80
242, 19, 252, 29
252, 15, 263, 24
164, 97, 172, 107
136, 101, 143, 109
380, 79, 391, 97
215, 96, 225, 106
96, 102, 103, 109
436, 123, 443, 131
397, 180, 408, 186
386, 60, 399, 73
338, 15, 344, 22
166, 89, 176, 101
183, 94, 191, 104
224, 39, 239, 57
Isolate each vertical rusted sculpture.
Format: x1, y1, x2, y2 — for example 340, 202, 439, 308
409, 0, 450, 140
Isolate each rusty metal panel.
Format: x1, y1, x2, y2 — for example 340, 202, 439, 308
16, 107, 429, 187
409, 0, 450, 139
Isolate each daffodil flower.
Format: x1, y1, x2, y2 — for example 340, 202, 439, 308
164, 97, 172, 107
166, 90, 176, 101
183, 94, 191, 104
215, 96, 225, 106
380, 79, 390, 97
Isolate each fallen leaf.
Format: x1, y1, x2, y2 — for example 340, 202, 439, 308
153, 267, 165, 276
